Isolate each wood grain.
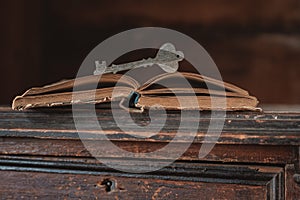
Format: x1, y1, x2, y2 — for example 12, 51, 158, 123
0, 160, 283, 199
0, 106, 299, 199
0, 107, 299, 145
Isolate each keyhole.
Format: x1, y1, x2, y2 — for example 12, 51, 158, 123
101, 179, 116, 192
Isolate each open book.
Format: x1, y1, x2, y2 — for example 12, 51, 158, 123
12, 71, 259, 111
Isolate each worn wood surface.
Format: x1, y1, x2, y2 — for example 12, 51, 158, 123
0, 138, 296, 165
0, 106, 299, 199
0, 170, 268, 199
285, 164, 300, 199
0, 158, 283, 199
0, 107, 299, 145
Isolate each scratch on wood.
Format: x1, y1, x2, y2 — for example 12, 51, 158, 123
152, 186, 165, 200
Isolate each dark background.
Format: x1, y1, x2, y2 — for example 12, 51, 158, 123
0, 0, 299, 105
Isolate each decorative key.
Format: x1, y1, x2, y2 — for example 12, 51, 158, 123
93, 43, 184, 75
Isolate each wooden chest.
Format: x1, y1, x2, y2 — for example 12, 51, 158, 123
0, 106, 299, 199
